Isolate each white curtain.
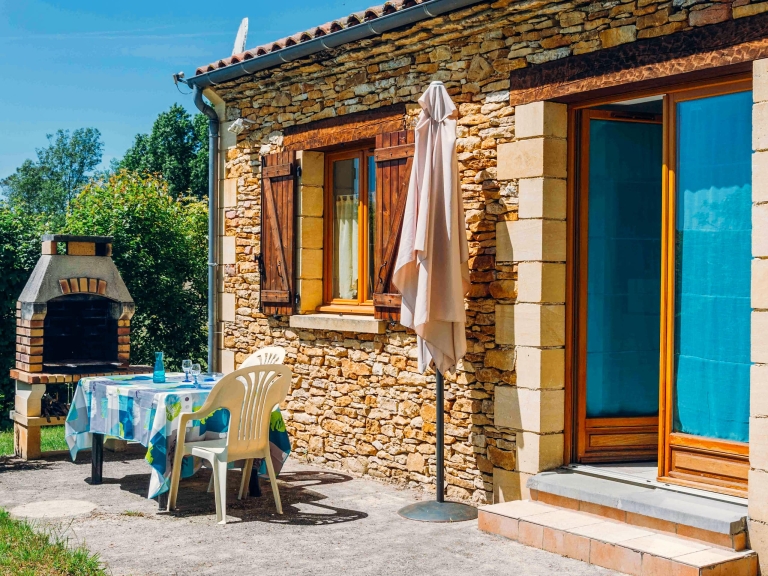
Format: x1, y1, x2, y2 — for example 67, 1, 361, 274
335, 195, 358, 299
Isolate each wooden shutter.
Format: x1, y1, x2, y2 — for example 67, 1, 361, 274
373, 130, 415, 321
260, 151, 296, 315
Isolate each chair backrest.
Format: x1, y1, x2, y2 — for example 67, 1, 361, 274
240, 346, 286, 368
205, 364, 292, 461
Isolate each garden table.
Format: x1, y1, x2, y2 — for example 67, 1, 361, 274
64, 373, 291, 501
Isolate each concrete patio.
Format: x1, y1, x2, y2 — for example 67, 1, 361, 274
0, 449, 622, 575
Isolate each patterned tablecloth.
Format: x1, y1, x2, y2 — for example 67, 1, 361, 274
65, 373, 291, 499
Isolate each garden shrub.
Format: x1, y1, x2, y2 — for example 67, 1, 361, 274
0, 208, 50, 425
65, 170, 208, 371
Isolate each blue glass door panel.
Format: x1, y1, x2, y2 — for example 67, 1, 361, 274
586, 118, 663, 418
673, 91, 752, 443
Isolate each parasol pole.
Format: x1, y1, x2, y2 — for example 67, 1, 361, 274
436, 368, 444, 503
398, 366, 477, 522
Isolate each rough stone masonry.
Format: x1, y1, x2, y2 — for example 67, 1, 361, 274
209, 0, 767, 504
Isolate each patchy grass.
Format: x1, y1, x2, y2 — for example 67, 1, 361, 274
0, 508, 106, 576
120, 510, 146, 518
0, 425, 68, 456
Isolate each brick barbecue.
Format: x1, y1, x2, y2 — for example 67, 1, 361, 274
10, 234, 148, 458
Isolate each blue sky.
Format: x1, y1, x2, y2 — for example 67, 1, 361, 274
0, 0, 375, 178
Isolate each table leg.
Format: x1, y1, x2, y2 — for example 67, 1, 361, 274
91, 433, 103, 485
249, 461, 262, 497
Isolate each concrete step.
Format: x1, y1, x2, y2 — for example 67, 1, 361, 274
528, 468, 749, 550
479, 500, 757, 576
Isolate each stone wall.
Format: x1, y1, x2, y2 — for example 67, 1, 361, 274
208, 0, 765, 503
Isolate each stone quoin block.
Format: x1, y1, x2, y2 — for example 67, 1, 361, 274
221, 236, 236, 265
220, 293, 236, 323
755, 59, 768, 105
749, 468, 768, 521
297, 217, 324, 250
754, 258, 768, 309
493, 468, 532, 503
516, 431, 564, 474
495, 386, 565, 433
516, 347, 565, 390
496, 220, 566, 263
519, 178, 567, 220
497, 138, 568, 180
754, 151, 768, 203
222, 178, 237, 207
495, 304, 515, 345
748, 519, 768, 574
298, 248, 323, 280
513, 303, 565, 347
219, 121, 236, 178
751, 417, 768, 471
296, 278, 323, 313
220, 348, 235, 373
753, 311, 768, 364
517, 262, 566, 303
753, 203, 768, 257
299, 185, 324, 217
300, 151, 325, 187
752, 364, 768, 418
755, 101, 768, 153
514, 101, 568, 140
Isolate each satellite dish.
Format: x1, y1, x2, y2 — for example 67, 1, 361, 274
232, 18, 248, 55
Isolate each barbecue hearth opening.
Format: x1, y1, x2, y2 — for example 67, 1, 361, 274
43, 294, 119, 370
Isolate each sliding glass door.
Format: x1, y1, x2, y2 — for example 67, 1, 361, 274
660, 84, 753, 495
577, 110, 663, 462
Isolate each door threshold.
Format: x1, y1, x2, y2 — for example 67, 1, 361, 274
564, 463, 748, 506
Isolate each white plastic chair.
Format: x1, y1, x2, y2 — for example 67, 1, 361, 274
166, 364, 292, 524
240, 345, 286, 368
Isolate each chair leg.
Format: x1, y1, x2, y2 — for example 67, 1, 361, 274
207, 470, 214, 493
167, 444, 187, 511
213, 458, 228, 524
238, 459, 253, 501
264, 451, 282, 515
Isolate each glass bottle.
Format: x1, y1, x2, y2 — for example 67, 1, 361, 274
153, 352, 166, 383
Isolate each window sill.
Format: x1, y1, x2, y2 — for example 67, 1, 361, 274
289, 313, 386, 334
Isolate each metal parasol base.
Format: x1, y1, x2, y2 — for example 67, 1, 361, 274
398, 368, 478, 523
398, 500, 478, 522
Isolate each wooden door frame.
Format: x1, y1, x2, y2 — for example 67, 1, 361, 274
658, 78, 752, 497
573, 109, 662, 463
563, 71, 753, 475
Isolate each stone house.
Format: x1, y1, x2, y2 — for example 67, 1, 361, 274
185, 0, 768, 570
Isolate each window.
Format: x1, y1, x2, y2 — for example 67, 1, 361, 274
322, 146, 377, 312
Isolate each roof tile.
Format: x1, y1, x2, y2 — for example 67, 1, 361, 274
195, 0, 434, 75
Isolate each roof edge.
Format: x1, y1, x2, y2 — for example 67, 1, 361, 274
187, 0, 489, 89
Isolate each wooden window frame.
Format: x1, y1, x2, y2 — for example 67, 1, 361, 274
319, 144, 376, 315
565, 72, 753, 496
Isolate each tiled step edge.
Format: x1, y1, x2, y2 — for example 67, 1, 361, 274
479, 501, 757, 576
530, 489, 747, 551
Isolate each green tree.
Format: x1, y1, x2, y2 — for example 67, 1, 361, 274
65, 171, 208, 370
0, 128, 103, 217
119, 104, 208, 199
0, 208, 51, 423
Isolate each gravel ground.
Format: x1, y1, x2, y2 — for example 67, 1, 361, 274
0, 449, 622, 576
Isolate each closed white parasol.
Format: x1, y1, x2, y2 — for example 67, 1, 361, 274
392, 81, 475, 522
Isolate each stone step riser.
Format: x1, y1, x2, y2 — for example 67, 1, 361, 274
531, 489, 748, 551
479, 501, 758, 576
